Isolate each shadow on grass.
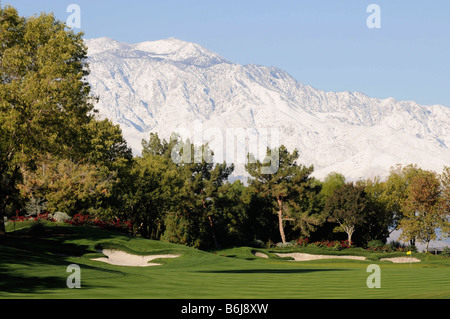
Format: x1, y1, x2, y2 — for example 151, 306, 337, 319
195, 268, 348, 274
0, 259, 122, 295
0, 228, 124, 295
0, 269, 69, 294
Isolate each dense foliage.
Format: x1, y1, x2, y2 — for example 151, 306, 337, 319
1, 5, 449, 252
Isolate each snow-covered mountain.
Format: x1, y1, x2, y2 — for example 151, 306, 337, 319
85, 37, 450, 181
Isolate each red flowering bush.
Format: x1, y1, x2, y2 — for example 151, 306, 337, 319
69, 213, 132, 233
11, 211, 132, 234
295, 237, 309, 247
69, 213, 90, 226
310, 239, 353, 250
293, 237, 353, 250
11, 212, 54, 222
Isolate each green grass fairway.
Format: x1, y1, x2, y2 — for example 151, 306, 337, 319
1, 223, 449, 299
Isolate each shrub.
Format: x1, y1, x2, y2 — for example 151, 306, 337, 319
12, 212, 54, 223
295, 237, 309, 247
51, 212, 71, 223
68, 213, 132, 233
309, 240, 352, 250
276, 242, 293, 248
441, 247, 450, 257
266, 239, 275, 249
367, 240, 384, 248
250, 239, 265, 248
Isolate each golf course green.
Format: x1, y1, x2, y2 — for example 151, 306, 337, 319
1, 222, 449, 299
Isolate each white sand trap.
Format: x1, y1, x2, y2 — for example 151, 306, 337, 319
276, 253, 366, 261
91, 249, 180, 267
379, 257, 420, 263
254, 252, 268, 258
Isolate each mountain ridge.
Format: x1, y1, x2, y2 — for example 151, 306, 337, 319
84, 37, 450, 181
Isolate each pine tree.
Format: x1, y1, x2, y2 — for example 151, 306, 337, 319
245, 145, 315, 244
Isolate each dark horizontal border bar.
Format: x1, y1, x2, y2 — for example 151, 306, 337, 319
0, 299, 444, 317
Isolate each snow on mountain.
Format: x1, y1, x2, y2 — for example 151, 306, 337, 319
84, 37, 450, 181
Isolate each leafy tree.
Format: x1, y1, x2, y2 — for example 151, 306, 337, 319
85, 118, 132, 172
18, 154, 115, 215
211, 180, 249, 246
0, 5, 94, 234
84, 118, 133, 217
240, 183, 279, 245
288, 174, 323, 239
319, 172, 346, 204
309, 172, 346, 241
171, 140, 234, 248
440, 166, 450, 237
355, 177, 394, 245
381, 164, 423, 244
126, 146, 183, 239
324, 182, 368, 245
131, 133, 234, 248
399, 170, 449, 252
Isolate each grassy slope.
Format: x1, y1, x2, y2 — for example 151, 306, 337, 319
0, 223, 449, 299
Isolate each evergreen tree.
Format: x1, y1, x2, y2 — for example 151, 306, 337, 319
245, 145, 315, 244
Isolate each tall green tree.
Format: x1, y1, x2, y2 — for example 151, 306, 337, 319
319, 172, 346, 204
381, 164, 423, 244
310, 172, 347, 241
399, 170, 449, 252
356, 177, 394, 245
440, 166, 450, 237
245, 145, 315, 244
84, 118, 133, 217
134, 133, 234, 248
124, 132, 182, 239
324, 182, 367, 245
127, 152, 182, 239
0, 5, 95, 234
171, 140, 234, 248
288, 173, 323, 239
201, 179, 249, 247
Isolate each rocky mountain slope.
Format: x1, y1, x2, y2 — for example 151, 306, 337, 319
85, 37, 450, 181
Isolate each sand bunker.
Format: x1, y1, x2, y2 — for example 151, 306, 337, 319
91, 249, 180, 267
379, 257, 420, 263
253, 252, 269, 258
276, 253, 366, 261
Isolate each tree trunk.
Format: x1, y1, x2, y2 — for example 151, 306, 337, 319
0, 213, 5, 236
0, 165, 21, 236
0, 194, 10, 236
343, 225, 354, 246
277, 196, 286, 244
208, 215, 219, 248
202, 189, 219, 249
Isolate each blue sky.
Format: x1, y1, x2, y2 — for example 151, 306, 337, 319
5, 0, 450, 107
